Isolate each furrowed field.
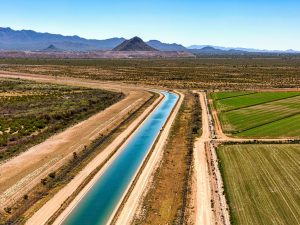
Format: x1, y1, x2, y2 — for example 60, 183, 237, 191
210, 91, 300, 138
217, 144, 300, 225
0, 78, 123, 161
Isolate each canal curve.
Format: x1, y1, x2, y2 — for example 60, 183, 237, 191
62, 91, 178, 225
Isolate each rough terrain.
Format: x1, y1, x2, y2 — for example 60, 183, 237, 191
0, 71, 151, 210
27, 92, 164, 225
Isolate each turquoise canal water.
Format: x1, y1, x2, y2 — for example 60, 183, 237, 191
62, 92, 178, 225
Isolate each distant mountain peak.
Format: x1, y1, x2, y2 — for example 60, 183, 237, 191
42, 44, 62, 52
200, 46, 218, 51
113, 37, 158, 51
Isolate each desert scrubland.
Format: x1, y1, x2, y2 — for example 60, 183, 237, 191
0, 56, 299, 225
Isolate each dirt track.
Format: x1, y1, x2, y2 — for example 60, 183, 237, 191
203, 91, 299, 225
27, 92, 164, 225
195, 92, 231, 225
193, 92, 215, 225
0, 71, 152, 209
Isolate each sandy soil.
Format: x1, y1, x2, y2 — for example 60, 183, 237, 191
27, 93, 164, 225
192, 92, 215, 225
112, 91, 183, 225
0, 50, 195, 59
206, 142, 231, 225
200, 92, 231, 225
210, 106, 228, 140
0, 71, 152, 209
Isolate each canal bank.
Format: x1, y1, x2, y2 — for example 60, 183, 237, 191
26, 91, 163, 225
113, 91, 183, 225
54, 92, 179, 225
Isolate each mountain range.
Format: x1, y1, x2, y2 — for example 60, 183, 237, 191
0, 27, 125, 51
188, 45, 300, 53
0, 27, 299, 54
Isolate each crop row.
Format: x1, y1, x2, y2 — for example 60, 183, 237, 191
214, 92, 300, 112
217, 144, 300, 225
237, 114, 300, 138
211, 91, 300, 138
210, 91, 255, 101
220, 95, 300, 135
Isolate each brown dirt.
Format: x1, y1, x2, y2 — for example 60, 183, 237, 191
205, 142, 231, 225
29, 93, 164, 225
0, 71, 151, 210
128, 92, 196, 225
209, 98, 227, 140
192, 92, 215, 225
198, 92, 231, 225
0, 50, 195, 59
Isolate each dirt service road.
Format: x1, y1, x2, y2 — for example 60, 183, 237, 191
192, 92, 215, 225
28, 93, 164, 225
0, 71, 151, 209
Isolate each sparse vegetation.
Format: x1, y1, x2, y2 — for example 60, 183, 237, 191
0, 92, 158, 225
0, 57, 299, 225
0, 78, 123, 161
1, 57, 300, 89
133, 92, 201, 225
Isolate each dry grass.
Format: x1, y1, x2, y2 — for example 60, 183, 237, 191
133, 92, 200, 225
1, 57, 300, 89
0, 93, 158, 224
0, 78, 123, 161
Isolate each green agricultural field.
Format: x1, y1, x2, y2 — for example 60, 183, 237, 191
211, 91, 300, 138
213, 92, 300, 112
217, 144, 300, 225
210, 91, 255, 101
0, 78, 123, 161
237, 114, 300, 137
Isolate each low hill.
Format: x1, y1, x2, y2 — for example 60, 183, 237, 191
189, 46, 248, 55
41, 44, 63, 52
113, 37, 158, 51
147, 40, 187, 51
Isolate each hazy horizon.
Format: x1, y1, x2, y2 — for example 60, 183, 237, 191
1, 0, 300, 51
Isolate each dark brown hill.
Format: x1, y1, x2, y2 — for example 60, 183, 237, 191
113, 37, 158, 51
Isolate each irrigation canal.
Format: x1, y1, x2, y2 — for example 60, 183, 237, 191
62, 91, 178, 225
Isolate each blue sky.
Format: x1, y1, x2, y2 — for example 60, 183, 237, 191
1, 0, 300, 50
